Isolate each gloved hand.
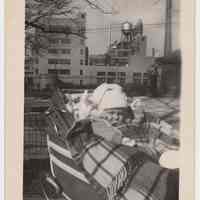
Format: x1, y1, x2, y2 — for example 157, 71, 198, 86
75, 90, 96, 120
122, 137, 136, 147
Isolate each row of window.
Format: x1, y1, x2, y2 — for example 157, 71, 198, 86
97, 72, 148, 77
47, 70, 125, 77
48, 38, 85, 45
48, 59, 71, 65
48, 48, 71, 54
96, 72, 149, 85
48, 48, 84, 55
48, 69, 71, 75
97, 72, 126, 76
97, 77, 126, 84
48, 38, 71, 44
43, 71, 149, 85
25, 58, 39, 65
112, 51, 129, 57
48, 59, 84, 65
96, 78, 148, 85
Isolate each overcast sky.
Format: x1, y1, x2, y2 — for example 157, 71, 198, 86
81, 0, 180, 56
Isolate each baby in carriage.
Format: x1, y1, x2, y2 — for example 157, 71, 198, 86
45, 83, 179, 200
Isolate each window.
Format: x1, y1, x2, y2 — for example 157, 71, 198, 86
25, 72, 34, 75
48, 59, 56, 64
133, 72, 142, 78
48, 49, 59, 54
97, 71, 106, 76
118, 51, 128, 57
80, 49, 84, 55
59, 69, 70, 75
25, 59, 33, 65
117, 72, 126, 83
80, 80, 83, 85
80, 59, 84, 65
48, 69, 70, 75
143, 73, 149, 78
97, 77, 106, 84
61, 38, 71, 44
62, 49, 71, 54
119, 78, 126, 84
107, 72, 116, 76
133, 72, 142, 84
48, 59, 71, 65
48, 69, 58, 74
143, 73, 149, 85
107, 78, 115, 83
118, 72, 126, 76
35, 68, 39, 74
48, 38, 60, 44
48, 49, 71, 54
80, 70, 83, 75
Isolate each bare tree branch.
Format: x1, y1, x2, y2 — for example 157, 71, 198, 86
25, 0, 112, 54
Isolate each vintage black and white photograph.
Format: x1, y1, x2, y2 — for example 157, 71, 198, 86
23, 0, 181, 199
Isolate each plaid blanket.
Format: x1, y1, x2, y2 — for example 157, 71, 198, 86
81, 138, 179, 200
82, 138, 131, 200
81, 138, 161, 200
123, 163, 179, 200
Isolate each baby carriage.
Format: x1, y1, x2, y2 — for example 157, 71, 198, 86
41, 88, 179, 200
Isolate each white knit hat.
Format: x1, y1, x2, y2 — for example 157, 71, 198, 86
90, 83, 128, 112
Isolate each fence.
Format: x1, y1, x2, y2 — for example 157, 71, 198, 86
24, 112, 48, 160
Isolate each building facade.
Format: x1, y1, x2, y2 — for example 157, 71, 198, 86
52, 55, 155, 87
30, 18, 155, 89
32, 13, 87, 88
106, 35, 147, 66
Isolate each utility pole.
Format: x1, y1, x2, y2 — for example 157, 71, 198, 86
164, 0, 172, 56
109, 24, 112, 46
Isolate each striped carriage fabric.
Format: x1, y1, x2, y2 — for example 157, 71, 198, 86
45, 89, 75, 140
46, 134, 104, 200
45, 89, 104, 200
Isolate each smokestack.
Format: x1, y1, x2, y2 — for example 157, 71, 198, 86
85, 47, 89, 66
164, 0, 172, 56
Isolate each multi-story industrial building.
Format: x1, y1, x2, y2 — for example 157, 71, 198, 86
30, 18, 155, 89
107, 20, 147, 66
32, 13, 87, 88
57, 55, 154, 86
89, 20, 147, 67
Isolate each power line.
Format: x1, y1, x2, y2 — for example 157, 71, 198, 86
82, 21, 180, 33
85, 21, 179, 29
